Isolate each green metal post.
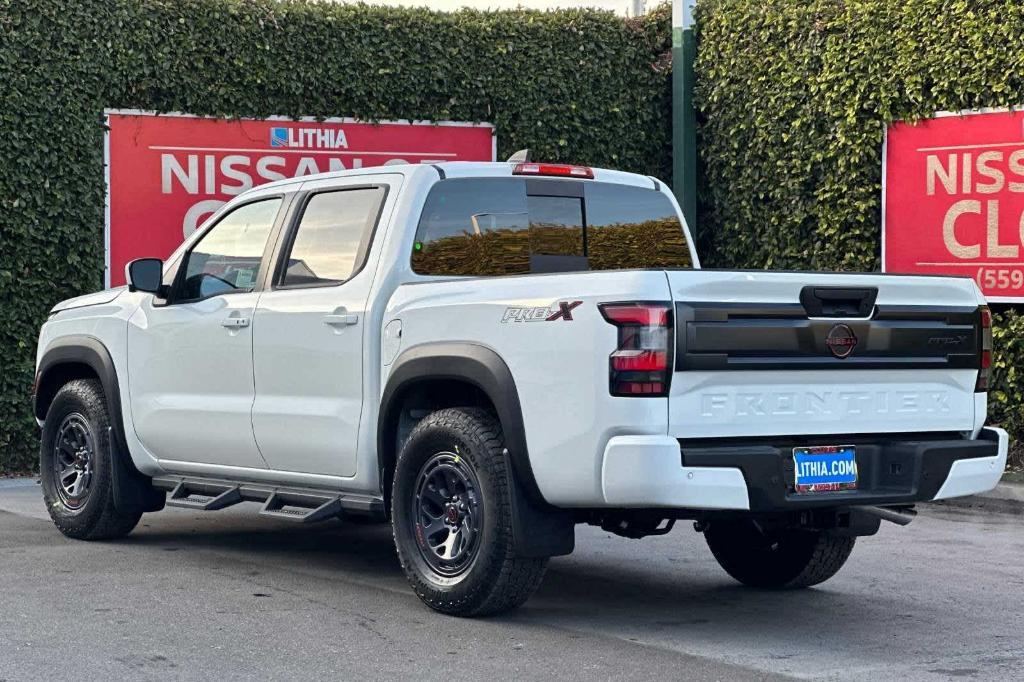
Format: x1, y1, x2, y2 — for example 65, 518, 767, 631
672, 1, 697, 236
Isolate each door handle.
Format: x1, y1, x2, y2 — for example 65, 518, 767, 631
323, 312, 358, 327
327, 311, 364, 325
221, 316, 250, 328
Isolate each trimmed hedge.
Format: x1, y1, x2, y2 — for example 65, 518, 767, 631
0, 0, 673, 473
992, 309, 1023, 458
2, 0, 1020, 473
695, 0, 1023, 462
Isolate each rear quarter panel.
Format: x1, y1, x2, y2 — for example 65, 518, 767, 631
384, 270, 672, 506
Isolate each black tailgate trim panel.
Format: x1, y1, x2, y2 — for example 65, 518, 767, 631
675, 302, 981, 371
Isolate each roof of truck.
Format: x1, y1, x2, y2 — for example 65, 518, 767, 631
247, 161, 662, 194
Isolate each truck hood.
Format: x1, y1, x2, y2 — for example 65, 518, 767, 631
51, 287, 127, 313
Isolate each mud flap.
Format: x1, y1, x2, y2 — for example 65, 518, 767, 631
109, 427, 166, 514
504, 448, 574, 558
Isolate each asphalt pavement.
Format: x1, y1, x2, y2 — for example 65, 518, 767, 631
1, 477, 1021, 681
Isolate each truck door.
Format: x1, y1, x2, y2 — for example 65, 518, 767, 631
250, 175, 398, 477
127, 195, 286, 469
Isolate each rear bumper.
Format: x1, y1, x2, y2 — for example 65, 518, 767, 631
600, 427, 1008, 511
932, 427, 1009, 500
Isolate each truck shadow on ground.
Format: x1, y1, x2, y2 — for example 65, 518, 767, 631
122, 508, 955, 656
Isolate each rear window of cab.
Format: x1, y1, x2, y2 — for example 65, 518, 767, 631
411, 178, 693, 276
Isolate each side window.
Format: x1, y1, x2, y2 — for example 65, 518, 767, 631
177, 198, 281, 301
280, 187, 385, 287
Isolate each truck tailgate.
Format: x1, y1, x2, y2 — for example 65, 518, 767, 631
666, 271, 984, 438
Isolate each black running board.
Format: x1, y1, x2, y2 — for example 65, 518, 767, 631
167, 482, 242, 511
259, 492, 345, 524
153, 476, 384, 522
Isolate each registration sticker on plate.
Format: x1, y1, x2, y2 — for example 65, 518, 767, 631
793, 445, 858, 493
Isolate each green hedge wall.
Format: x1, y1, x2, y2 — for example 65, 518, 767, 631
0, 0, 673, 473
695, 0, 1023, 459
991, 309, 1023, 449
2, 0, 1020, 474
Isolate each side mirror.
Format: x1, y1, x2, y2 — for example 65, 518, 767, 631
126, 258, 164, 295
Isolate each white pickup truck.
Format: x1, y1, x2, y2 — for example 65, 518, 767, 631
34, 160, 1008, 616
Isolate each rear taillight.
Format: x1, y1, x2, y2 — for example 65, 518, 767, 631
599, 302, 672, 397
976, 305, 993, 392
512, 162, 594, 179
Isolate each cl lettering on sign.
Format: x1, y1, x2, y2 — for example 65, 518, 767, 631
884, 108, 1024, 302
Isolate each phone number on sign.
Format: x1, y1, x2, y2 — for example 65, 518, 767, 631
975, 267, 1024, 291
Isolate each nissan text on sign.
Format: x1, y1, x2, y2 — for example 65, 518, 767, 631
883, 108, 1024, 302
104, 110, 495, 287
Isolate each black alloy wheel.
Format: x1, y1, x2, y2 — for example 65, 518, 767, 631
51, 413, 96, 511
411, 452, 484, 577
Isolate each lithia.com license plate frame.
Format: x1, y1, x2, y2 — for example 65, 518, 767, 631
793, 445, 859, 494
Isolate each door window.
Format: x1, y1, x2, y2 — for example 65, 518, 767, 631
177, 198, 281, 301
279, 187, 386, 287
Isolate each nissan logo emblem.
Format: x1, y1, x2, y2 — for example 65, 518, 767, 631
825, 324, 858, 359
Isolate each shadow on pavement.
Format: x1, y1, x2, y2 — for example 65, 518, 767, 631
122, 511, 913, 646
126, 514, 403, 580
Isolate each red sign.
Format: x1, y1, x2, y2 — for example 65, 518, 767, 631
105, 110, 496, 287
884, 109, 1024, 302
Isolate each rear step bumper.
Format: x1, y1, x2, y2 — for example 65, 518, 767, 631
600, 427, 1007, 511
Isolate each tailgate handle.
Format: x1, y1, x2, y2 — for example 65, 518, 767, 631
799, 286, 877, 318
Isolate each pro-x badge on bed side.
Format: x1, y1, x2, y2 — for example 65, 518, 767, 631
501, 301, 583, 323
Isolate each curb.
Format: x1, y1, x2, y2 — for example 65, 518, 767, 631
927, 481, 1024, 516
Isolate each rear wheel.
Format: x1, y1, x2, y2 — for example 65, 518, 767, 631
704, 518, 855, 589
391, 407, 547, 616
39, 379, 142, 540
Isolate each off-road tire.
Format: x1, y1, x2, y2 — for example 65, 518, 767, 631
39, 379, 142, 540
391, 407, 548, 616
704, 519, 855, 589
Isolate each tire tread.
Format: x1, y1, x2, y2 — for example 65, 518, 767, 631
786, 533, 855, 588
705, 520, 855, 590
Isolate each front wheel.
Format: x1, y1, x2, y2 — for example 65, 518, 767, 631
39, 379, 142, 540
704, 519, 855, 589
391, 407, 547, 616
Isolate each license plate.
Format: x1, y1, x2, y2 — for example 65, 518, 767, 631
793, 445, 858, 493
